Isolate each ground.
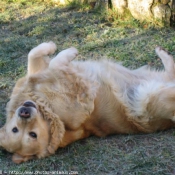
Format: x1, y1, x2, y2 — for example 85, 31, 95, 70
1, 0, 175, 174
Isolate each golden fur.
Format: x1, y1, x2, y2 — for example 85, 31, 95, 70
1, 42, 175, 163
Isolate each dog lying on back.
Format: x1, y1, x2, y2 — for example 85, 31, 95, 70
0, 41, 175, 164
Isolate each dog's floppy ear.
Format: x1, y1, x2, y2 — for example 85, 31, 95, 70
47, 117, 65, 154
38, 105, 65, 155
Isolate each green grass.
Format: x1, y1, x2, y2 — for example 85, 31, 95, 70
1, 0, 175, 174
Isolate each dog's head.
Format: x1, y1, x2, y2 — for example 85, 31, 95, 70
0, 48, 98, 163
0, 95, 65, 164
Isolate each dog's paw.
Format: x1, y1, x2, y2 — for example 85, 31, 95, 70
49, 47, 78, 69
155, 46, 170, 60
155, 46, 175, 76
47, 41, 57, 55
39, 41, 57, 55
28, 41, 57, 59
66, 47, 78, 61
155, 46, 162, 53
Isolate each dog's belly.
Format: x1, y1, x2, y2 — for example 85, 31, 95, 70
84, 81, 175, 136
83, 85, 139, 136
52, 60, 175, 136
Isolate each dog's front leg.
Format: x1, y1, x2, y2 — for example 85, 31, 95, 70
59, 128, 90, 147
27, 41, 57, 75
49, 47, 78, 69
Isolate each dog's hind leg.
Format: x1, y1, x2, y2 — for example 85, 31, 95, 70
27, 41, 57, 76
155, 46, 175, 80
128, 83, 175, 132
49, 47, 78, 69
146, 85, 175, 122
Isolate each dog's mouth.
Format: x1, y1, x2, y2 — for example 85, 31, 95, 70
22, 101, 36, 109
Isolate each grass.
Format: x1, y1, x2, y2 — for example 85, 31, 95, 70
0, 0, 175, 174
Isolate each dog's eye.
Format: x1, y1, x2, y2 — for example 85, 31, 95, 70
12, 127, 18, 133
29, 132, 37, 138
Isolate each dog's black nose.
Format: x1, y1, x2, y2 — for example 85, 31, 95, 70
18, 107, 31, 118
23, 101, 36, 108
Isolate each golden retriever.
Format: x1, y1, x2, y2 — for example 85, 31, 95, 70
1, 42, 175, 164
